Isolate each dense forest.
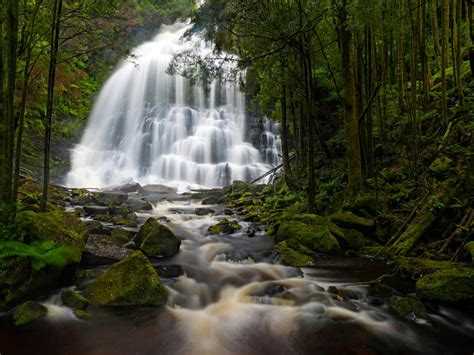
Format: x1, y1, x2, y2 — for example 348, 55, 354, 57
0, 0, 473, 354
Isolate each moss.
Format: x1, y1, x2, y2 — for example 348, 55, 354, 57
329, 211, 374, 232
389, 295, 428, 320
339, 229, 367, 250
85, 251, 167, 307
276, 241, 314, 267
74, 309, 92, 320
276, 221, 340, 255
208, 219, 242, 235
13, 301, 48, 326
61, 290, 89, 310
393, 257, 469, 278
429, 156, 453, 174
135, 218, 181, 257
94, 214, 138, 228
465, 242, 474, 262
416, 267, 474, 302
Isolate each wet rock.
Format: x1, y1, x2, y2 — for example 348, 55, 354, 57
74, 309, 92, 320
276, 221, 340, 255
208, 218, 242, 235
139, 184, 177, 195
366, 296, 386, 306
201, 196, 221, 205
224, 208, 234, 215
155, 264, 184, 278
329, 211, 375, 233
135, 218, 181, 257
368, 283, 397, 299
113, 182, 141, 193
61, 290, 89, 310
85, 251, 167, 307
81, 234, 134, 267
94, 191, 128, 206
110, 228, 136, 242
157, 216, 170, 223
124, 197, 153, 212
13, 301, 48, 326
75, 268, 101, 282
416, 267, 474, 302
109, 206, 132, 217
276, 241, 313, 267
195, 207, 215, 216
83, 206, 109, 216
84, 220, 111, 235
94, 214, 138, 228
389, 295, 428, 321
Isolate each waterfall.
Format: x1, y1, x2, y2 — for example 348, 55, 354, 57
66, 22, 280, 191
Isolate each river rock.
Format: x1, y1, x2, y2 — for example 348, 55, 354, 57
208, 218, 242, 235
85, 251, 167, 307
13, 301, 48, 326
135, 218, 181, 257
195, 207, 215, 216
93, 191, 128, 206
140, 184, 177, 195
155, 264, 184, 278
124, 197, 153, 212
83, 205, 109, 216
84, 220, 111, 235
416, 267, 474, 302
81, 234, 134, 267
389, 295, 428, 321
61, 290, 89, 310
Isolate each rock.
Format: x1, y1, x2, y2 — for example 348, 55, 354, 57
389, 295, 428, 321
94, 214, 138, 228
108, 206, 131, 217
135, 218, 181, 257
416, 267, 474, 302
73, 309, 92, 320
124, 197, 153, 212
276, 241, 313, 267
208, 218, 242, 235
81, 234, 134, 267
93, 191, 128, 206
429, 156, 453, 174
228, 180, 265, 196
85, 251, 167, 307
465, 242, 474, 262
195, 207, 215, 216
140, 184, 177, 195
83, 206, 109, 216
84, 220, 111, 235
367, 296, 385, 306
110, 228, 136, 242
329, 211, 375, 232
394, 257, 469, 278
61, 290, 89, 310
114, 182, 141, 193
13, 301, 48, 326
339, 229, 367, 250
201, 196, 221, 205
155, 264, 184, 278
344, 194, 378, 216
276, 221, 340, 255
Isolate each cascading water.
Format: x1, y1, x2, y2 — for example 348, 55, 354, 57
66, 22, 279, 191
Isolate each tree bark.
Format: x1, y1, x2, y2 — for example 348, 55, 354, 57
441, 0, 449, 127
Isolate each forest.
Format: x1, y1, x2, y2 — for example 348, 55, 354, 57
0, 0, 473, 354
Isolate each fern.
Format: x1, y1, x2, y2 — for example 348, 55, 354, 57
0, 240, 76, 271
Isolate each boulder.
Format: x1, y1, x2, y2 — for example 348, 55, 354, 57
74, 309, 92, 320
208, 219, 242, 235
276, 241, 313, 267
389, 295, 428, 321
93, 191, 128, 206
195, 207, 215, 216
13, 301, 48, 326
329, 211, 375, 232
85, 251, 167, 307
135, 218, 181, 257
155, 264, 184, 278
108, 206, 132, 217
83, 206, 109, 216
416, 267, 474, 302
124, 197, 153, 212
61, 290, 89, 310
139, 184, 177, 195
276, 221, 340, 255
81, 234, 134, 267
201, 196, 222, 205
84, 220, 111, 235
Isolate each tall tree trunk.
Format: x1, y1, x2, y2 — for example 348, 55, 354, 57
441, 0, 449, 127
397, 0, 406, 111
280, 67, 292, 183
339, 0, 363, 195
454, 0, 464, 107
41, 0, 63, 212
468, 0, 474, 77
431, 0, 442, 61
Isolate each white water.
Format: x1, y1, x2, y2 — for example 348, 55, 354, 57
66, 22, 279, 191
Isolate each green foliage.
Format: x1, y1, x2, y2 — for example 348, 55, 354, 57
0, 240, 76, 271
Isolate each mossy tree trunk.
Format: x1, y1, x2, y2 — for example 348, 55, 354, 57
441, 0, 449, 127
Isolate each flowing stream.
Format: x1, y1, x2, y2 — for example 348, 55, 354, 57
1, 198, 473, 354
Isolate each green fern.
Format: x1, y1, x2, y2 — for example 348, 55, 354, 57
0, 240, 76, 271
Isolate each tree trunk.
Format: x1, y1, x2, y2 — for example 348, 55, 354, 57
431, 0, 442, 60
280, 68, 292, 183
441, 0, 449, 127
41, 0, 63, 212
468, 0, 474, 77
339, 0, 363, 195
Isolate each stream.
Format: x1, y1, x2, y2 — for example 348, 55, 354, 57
1, 197, 473, 354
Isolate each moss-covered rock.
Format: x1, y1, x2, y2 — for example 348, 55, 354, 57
134, 218, 181, 257
61, 290, 89, 310
85, 251, 167, 307
208, 219, 242, 235
276, 221, 340, 255
13, 301, 47, 326
393, 257, 469, 278
74, 309, 92, 320
329, 211, 375, 232
276, 241, 314, 267
429, 156, 453, 174
389, 295, 428, 321
416, 268, 474, 302
339, 229, 367, 250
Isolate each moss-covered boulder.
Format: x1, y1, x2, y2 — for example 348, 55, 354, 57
393, 257, 469, 278
416, 268, 474, 302
0, 211, 88, 311
429, 156, 453, 174
329, 211, 375, 233
61, 290, 89, 310
339, 229, 367, 250
73, 309, 92, 320
389, 295, 428, 321
13, 301, 47, 326
208, 219, 242, 235
134, 218, 181, 257
276, 241, 313, 267
276, 221, 340, 255
124, 197, 153, 212
85, 251, 167, 307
